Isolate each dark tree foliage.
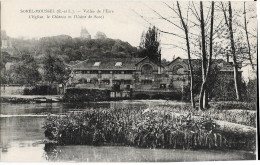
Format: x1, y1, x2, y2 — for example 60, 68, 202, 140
8, 35, 138, 62
139, 26, 161, 64
3, 35, 139, 85
7, 54, 41, 85
241, 78, 257, 102
161, 58, 170, 66
0, 52, 8, 84
37, 36, 138, 62
43, 52, 69, 84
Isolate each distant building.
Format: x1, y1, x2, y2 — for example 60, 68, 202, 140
80, 27, 91, 39
67, 56, 242, 100
1, 30, 12, 49
95, 31, 107, 39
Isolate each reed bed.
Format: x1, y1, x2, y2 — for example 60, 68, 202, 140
43, 106, 256, 151
156, 104, 256, 127
210, 101, 257, 110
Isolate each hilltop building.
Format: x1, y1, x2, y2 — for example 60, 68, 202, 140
80, 27, 91, 39
1, 30, 12, 49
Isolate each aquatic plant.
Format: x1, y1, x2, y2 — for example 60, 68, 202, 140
43, 106, 256, 151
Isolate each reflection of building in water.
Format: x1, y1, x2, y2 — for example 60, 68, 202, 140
80, 27, 91, 39
1, 30, 12, 49
67, 56, 241, 99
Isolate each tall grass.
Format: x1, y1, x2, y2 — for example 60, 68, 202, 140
210, 101, 257, 110
43, 106, 255, 151
156, 102, 256, 127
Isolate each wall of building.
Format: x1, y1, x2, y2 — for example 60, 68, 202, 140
69, 58, 237, 97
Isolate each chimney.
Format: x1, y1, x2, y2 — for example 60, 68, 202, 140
226, 53, 229, 63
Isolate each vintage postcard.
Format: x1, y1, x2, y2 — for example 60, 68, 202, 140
0, 0, 258, 162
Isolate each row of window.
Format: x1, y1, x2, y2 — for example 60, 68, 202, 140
74, 70, 134, 74
93, 62, 123, 67
74, 70, 189, 75
141, 80, 153, 85
78, 79, 133, 85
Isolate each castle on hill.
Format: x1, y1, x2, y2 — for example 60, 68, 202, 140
80, 27, 91, 39
80, 27, 107, 39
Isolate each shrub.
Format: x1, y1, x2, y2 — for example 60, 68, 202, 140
151, 94, 166, 99
63, 88, 110, 102
24, 85, 58, 95
134, 94, 150, 99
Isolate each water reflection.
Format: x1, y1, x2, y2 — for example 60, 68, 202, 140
0, 101, 149, 115
42, 143, 255, 162
0, 103, 63, 115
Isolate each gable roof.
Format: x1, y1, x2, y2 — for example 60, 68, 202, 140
136, 56, 164, 67
71, 57, 143, 70
182, 59, 237, 71
69, 56, 238, 71
168, 57, 239, 71
167, 57, 182, 66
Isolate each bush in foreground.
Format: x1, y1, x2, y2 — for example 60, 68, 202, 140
43, 107, 255, 151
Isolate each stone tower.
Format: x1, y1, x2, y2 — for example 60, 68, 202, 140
1, 30, 12, 49
80, 27, 91, 39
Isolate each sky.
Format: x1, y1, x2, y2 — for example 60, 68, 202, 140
1, 0, 257, 79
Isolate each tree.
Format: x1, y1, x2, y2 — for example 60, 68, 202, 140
198, 1, 215, 110
139, 26, 161, 64
221, 2, 241, 101
43, 51, 69, 84
7, 54, 41, 85
176, 2, 195, 108
161, 58, 169, 66
134, 1, 256, 106
0, 52, 8, 84
95, 31, 107, 39
136, 2, 219, 109
243, 2, 255, 71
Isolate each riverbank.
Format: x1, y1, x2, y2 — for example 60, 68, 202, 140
0, 95, 62, 103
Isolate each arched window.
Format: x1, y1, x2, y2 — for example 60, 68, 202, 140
172, 65, 185, 75
141, 64, 153, 74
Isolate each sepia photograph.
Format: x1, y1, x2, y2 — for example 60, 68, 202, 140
0, 0, 258, 162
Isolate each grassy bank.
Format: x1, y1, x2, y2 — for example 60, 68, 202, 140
43, 105, 256, 151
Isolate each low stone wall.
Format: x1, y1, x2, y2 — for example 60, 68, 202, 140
0, 86, 29, 95
64, 88, 182, 102
132, 91, 182, 100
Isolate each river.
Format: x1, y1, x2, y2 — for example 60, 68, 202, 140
0, 101, 256, 162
